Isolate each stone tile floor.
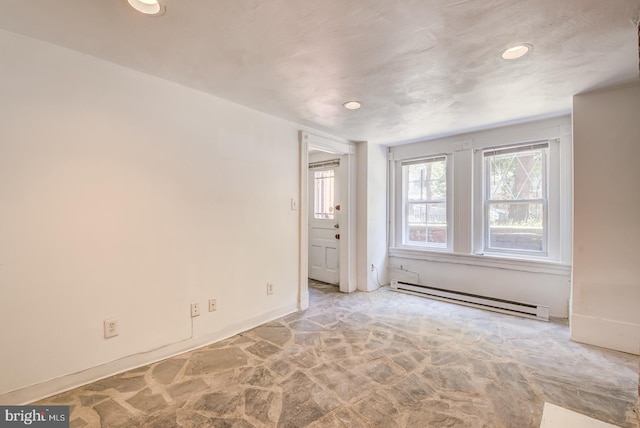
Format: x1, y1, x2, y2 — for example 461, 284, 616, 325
39, 281, 639, 427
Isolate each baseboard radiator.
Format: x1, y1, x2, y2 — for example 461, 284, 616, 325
390, 279, 549, 321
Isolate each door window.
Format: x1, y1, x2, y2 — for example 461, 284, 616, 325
314, 170, 335, 219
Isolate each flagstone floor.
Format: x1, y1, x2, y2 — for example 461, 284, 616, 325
38, 281, 639, 427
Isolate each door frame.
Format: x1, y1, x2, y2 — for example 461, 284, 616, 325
299, 131, 356, 310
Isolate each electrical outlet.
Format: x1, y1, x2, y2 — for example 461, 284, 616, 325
104, 318, 119, 339
371, 264, 375, 272
208, 298, 217, 312
191, 303, 200, 317
267, 282, 274, 295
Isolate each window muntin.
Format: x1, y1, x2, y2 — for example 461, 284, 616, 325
314, 169, 335, 219
484, 143, 548, 254
402, 156, 447, 247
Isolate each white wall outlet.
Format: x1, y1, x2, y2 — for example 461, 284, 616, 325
267, 282, 274, 295
208, 298, 217, 312
104, 318, 119, 339
191, 303, 200, 317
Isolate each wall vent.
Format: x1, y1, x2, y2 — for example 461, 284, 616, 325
390, 279, 549, 321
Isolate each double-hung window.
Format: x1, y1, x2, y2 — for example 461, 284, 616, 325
391, 122, 568, 264
483, 143, 548, 255
401, 156, 447, 248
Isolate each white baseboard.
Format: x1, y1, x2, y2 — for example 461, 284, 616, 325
571, 313, 640, 355
0, 303, 298, 405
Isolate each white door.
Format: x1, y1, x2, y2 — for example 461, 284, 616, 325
308, 158, 341, 284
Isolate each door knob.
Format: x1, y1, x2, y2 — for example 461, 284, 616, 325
334, 224, 339, 229
335, 233, 340, 240
335, 205, 341, 211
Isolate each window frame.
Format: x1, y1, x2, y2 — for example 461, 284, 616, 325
482, 142, 549, 256
473, 139, 560, 261
394, 154, 453, 251
389, 118, 571, 268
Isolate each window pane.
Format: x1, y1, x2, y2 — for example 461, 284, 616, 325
408, 224, 427, 243
314, 170, 334, 219
407, 202, 426, 242
407, 202, 446, 246
426, 202, 446, 224
427, 202, 446, 245
408, 202, 426, 224
488, 202, 543, 251
488, 149, 544, 201
403, 158, 447, 247
406, 161, 446, 201
407, 180, 423, 201
427, 225, 447, 244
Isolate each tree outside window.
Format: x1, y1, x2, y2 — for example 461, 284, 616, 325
403, 157, 447, 247
484, 144, 548, 253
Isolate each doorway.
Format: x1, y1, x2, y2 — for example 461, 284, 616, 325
298, 131, 356, 310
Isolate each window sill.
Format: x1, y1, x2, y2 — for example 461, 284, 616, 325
388, 247, 571, 276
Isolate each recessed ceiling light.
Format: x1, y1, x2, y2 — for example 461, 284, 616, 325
343, 101, 362, 110
126, 0, 166, 16
500, 44, 532, 60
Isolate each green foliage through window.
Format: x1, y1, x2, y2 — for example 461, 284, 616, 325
484, 144, 547, 253
403, 157, 447, 247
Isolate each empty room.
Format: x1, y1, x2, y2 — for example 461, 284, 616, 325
0, 1, 639, 427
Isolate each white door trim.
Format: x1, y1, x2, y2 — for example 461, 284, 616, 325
299, 131, 356, 310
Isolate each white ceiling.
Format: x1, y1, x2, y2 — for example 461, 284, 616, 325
0, 0, 638, 145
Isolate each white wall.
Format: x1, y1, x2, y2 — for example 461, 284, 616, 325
572, 82, 640, 355
388, 116, 573, 317
355, 143, 369, 291
355, 142, 389, 292
0, 29, 312, 402
367, 144, 389, 290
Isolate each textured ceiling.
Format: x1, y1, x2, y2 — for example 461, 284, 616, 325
0, 0, 638, 144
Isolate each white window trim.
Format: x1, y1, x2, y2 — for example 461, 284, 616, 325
481, 141, 549, 257
473, 138, 561, 261
393, 154, 453, 252
388, 246, 571, 276
389, 116, 572, 269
